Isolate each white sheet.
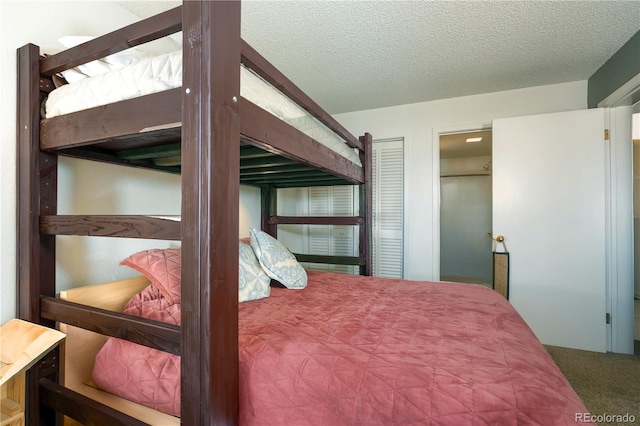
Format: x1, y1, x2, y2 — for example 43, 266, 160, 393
45, 50, 361, 166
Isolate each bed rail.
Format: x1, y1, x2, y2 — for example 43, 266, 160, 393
40, 297, 180, 355
39, 378, 149, 426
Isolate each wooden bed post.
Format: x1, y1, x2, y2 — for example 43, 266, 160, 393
16, 43, 59, 425
16, 44, 58, 325
181, 1, 240, 424
359, 133, 373, 276
260, 184, 278, 238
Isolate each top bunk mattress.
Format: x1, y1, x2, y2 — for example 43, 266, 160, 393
44, 50, 361, 166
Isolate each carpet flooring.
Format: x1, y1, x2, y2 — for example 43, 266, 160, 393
546, 345, 640, 425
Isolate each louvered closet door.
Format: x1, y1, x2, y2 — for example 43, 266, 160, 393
372, 139, 404, 278
308, 186, 358, 274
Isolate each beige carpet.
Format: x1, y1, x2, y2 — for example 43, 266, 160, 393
546, 345, 640, 425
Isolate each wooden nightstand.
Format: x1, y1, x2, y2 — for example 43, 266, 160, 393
0, 319, 65, 426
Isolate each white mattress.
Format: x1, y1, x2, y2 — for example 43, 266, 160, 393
45, 51, 361, 166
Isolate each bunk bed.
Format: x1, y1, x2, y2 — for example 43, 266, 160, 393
16, 1, 588, 425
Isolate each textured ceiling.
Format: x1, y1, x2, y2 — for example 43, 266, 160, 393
119, 1, 639, 114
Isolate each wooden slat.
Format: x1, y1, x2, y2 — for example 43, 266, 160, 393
269, 216, 363, 226
39, 378, 149, 426
117, 142, 181, 160
241, 41, 362, 151
40, 89, 181, 151
240, 165, 312, 177
293, 254, 363, 266
40, 298, 180, 356
181, 2, 240, 424
241, 156, 296, 169
240, 98, 363, 184
239, 145, 276, 158
40, 7, 182, 76
269, 179, 354, 189
40, 215, 181, 240
244, 175, 349, 186
59, 148, 181, 174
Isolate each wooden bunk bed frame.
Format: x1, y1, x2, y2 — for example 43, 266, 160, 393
16, 2, 372, 424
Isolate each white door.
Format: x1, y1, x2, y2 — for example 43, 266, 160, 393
493, 108, 607, 352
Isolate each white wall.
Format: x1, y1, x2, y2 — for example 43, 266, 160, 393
335, 81, 588, 280
0, 1, 260, 324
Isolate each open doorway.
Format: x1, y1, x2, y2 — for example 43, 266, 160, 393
439, 130, 492, 287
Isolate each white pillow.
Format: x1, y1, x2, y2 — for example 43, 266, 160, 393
249, 228, 307, 289
239, 242, 270, 302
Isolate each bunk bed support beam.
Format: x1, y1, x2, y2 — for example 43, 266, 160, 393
16, 43, 60, 425
359, 133, 373, 276
181, 1, 240, 424
261, 185, 278, 238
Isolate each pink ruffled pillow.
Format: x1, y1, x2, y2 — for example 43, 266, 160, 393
120, 248, 181, 305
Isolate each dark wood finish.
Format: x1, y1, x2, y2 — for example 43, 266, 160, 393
240, 41, 362, 151
240, 164, 313, 177
40, 88, 182, 150
239, 144, 276, 159
270, 216, 363, 226
41, 297, 180, 355
241, 98, 363, 184
40, 7, 182, 76
261, 185, 278, 238
39, 76, 55, 93
293, 254, 363, 266
17, 44, 48, 322
181, 2, 240, 424
266, 179, 354, 189
244, 176, 351, 187
240, 155, 296, 169
39, 378, 150, 426
40, 215, 181, 240
60, 147, 181, 174
17, 43, 59, 426
117, 142, 182, 160
359, 133, 373, 275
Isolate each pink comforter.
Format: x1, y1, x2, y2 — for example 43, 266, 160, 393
94, 271, 588, 424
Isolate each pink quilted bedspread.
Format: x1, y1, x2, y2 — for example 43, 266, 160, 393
93, 270, 588, 424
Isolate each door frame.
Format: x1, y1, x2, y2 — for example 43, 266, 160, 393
431, 122, 492, 282
599, 77, 639, 354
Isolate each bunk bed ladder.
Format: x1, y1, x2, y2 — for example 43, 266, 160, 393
17, 39, 158, 426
